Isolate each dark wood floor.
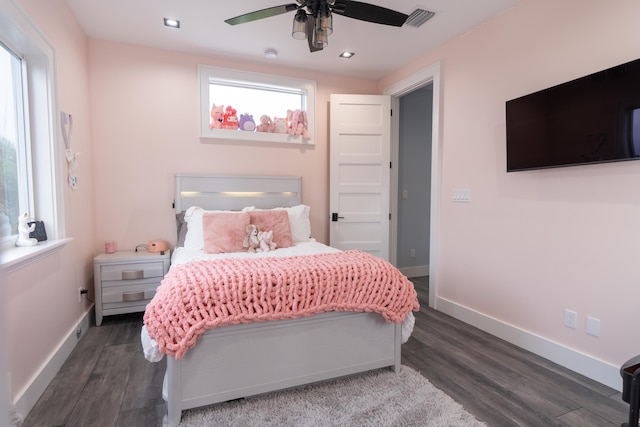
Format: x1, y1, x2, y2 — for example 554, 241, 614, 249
23, 277, 630, 426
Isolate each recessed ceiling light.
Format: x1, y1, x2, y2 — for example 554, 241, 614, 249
164, 18, 180, 28
339, 51, 355, 59
265, 48, 278, 59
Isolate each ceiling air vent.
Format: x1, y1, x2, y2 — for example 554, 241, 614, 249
405, 9, 435, 28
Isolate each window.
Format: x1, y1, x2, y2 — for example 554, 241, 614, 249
0, 1, 67, 267
199, 65, 315, 145
1, 43, 28, 239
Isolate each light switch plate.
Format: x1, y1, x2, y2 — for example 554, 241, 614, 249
586, 316, 600, 337
452, 189, 471, 202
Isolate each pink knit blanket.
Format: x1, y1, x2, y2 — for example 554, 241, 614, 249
144, 250, 419, 360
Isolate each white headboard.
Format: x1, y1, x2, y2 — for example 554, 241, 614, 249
174, 174, 302, 213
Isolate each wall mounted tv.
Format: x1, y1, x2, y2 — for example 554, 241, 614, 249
506, 58, 640, 172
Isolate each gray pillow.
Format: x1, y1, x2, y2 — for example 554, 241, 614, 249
176, 211, 187, 247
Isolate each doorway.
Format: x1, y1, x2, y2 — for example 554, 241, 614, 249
396, 85, 432, 278
385, 62, 441, 309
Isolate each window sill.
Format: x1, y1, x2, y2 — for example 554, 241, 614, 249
0, 238, 73, 274
200, 128, 315, 146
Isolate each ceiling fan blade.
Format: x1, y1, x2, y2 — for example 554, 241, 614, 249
225, 4, 299, 25
331, 0, 408, 27
306, 15, 323, 52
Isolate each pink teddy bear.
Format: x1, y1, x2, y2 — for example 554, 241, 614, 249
256, 115, 274, 133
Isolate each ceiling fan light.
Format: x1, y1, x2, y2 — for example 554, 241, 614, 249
292, 10, 308, 40
312, 27, 328, 49
319, 8, 333, 35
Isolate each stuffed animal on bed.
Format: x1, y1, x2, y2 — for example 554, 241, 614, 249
243, 224, 260, 253
257, 229, 277, 252
209, 104, 224, 129
287, 109, 310, 141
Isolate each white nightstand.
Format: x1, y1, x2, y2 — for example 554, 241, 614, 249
93, 250, 170, 326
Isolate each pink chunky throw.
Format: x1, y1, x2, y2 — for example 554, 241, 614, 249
144, 250, 419, 359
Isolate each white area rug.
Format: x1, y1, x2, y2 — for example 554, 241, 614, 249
176, 366, 486, 426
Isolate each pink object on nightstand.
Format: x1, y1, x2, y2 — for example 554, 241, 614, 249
105, 241, 116, 254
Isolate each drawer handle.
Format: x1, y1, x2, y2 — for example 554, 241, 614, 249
123, 291, 145, 302
122, 270, 144, 280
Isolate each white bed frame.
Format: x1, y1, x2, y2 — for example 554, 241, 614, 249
164, 174, 402, 426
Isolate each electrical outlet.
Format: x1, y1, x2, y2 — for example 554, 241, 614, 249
564, 309, 577, 329
410, 249, 415, 258
77, 287, 87, 303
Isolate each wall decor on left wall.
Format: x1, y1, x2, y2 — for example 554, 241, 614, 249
61, 111, 79, 189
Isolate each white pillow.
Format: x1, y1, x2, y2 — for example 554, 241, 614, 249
285, 204, 311, 242
253, 204, 311, 242
183, 206, 254, 250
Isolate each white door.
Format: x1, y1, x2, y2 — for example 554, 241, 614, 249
329, 94, 391, 260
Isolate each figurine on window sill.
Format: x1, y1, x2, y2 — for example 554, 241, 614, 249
16, 212, 38, 247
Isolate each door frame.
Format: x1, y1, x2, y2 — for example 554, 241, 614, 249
384, 62, 441, 309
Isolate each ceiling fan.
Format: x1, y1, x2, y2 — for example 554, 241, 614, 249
225, 0, 408, 52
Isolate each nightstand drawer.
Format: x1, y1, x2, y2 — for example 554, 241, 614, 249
102, 283, 158, 304
100, 261, 165, 281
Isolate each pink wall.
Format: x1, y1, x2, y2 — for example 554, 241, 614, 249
7, 0, 94, 409
380, 0, 640, 371
88, 40, 377, 253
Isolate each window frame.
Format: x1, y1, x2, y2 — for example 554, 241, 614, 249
0, 0, 69, 271
199, 65, 316, 145
2, 40, 33, 238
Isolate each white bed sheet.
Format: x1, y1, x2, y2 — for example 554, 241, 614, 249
141, 240, 415, 362
171, 238, 341, 266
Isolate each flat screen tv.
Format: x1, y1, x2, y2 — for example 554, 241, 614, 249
506, 58, 640, 172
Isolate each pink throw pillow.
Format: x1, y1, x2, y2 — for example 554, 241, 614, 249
248, 210, 293, 249
202, 211, 250, 254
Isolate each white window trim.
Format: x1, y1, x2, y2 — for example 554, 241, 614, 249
0, 0, 70, 271
199, 65, 316, 145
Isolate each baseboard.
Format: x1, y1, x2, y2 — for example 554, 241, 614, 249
399, 265, 429, 278
13, 305, 94, 418
435, 296, 621, 391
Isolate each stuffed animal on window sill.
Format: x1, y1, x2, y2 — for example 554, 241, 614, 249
222, 106, 239, 130
287, 109, 310, 141
209, 104, 224, 129
273, 117, 288, 134
16, 212, 38, 247
256, 115, 274, 133
243, 224, 260, 253
257, 229, 277, 253
239, 113, 256, 131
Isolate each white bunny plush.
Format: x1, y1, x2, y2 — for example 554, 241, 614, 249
257, 229, 277, 253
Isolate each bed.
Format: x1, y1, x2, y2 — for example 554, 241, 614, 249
141, 174, 419, 426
